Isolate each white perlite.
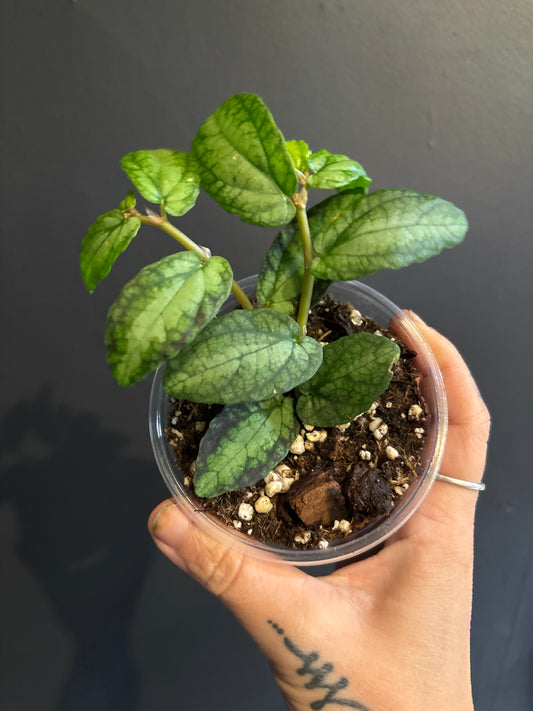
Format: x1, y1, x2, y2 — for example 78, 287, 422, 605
275, 463, 292, 476
359, 449, 372, 461
373, 424, 388, 441
290, 434, 306, 454
385, 445, 400, 460
238, 502, 254, 521
318, 539, 329, 549
265, 480, 282, 498
280, 476, 295, 492
306, 429, 328, 443
408, 404, 424, 421
414, 427, 425, 439
350, 308, 363, 326
336, 422, 351, 432
264, 470, 280, 484
266, 463, 295, 492
294, 531, 312, 545
338, 519, 352, 534
255, 496, 273, 514
368, 417, 383, 432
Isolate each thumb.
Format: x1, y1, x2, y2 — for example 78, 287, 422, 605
148, 499, 305, 635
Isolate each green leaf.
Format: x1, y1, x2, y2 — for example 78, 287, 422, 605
286, 140, 311, 173
120, 149, 200, 216
192, 93, 297, 227
163, 308, 323, 403
119, 190, 136, 210
194, 396, 299, 497
296, 333, 401, 427
80, 208, 141, 291
105, 253, 233, 386
307, 150, 372, 192
310, 189, 468, 281
256, 219, 331, 316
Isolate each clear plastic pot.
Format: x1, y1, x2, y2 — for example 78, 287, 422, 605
149, 277, 447, 566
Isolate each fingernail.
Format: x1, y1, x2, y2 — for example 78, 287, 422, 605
150, 501, 177, 537
150, 501, 191, 551
406, 310, 427, 326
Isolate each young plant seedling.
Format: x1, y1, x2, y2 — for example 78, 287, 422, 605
81, 92, 467, 498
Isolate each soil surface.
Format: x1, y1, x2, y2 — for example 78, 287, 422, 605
166, 294, 427, 550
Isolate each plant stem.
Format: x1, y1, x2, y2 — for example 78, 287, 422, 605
230, 280, 254, 310
140, 215, 208, 260
137, 214, 253, 310
295, 197, 314, 336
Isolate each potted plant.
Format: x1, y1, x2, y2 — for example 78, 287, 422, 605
81, 92, 466, 565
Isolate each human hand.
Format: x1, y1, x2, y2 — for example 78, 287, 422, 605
148, 314, 490, 711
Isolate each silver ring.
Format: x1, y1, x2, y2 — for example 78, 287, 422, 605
436, 474, 486, 491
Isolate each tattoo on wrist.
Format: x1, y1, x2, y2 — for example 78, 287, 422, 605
267, 620, 371, 710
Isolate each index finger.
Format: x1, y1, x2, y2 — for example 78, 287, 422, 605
405, 312, 490, 482
397, 312, 490, 542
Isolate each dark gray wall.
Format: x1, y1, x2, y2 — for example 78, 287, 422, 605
1, 1, 532, 709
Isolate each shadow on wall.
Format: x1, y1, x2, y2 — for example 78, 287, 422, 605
1, 388, 161, 711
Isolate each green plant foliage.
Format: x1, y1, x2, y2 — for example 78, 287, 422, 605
163, 309, 323, 403
194, 397, 299, 497
286, 139, 311, 173
192, 93, 297, 227
105, 253, 233, 386
256, 220, 330, 315
119, 191, 136, 210
307, 150, 371, 192
121, 149, 200, 216
82, 91, 469, 498
311, 189, 468, 281
296, 333, 401, 427
80, 206, 141, 291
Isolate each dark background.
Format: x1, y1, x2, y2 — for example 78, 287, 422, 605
1, 1, 532, 709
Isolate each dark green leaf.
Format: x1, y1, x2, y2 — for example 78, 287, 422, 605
105, 253, 233, 386
192, 93, 297, 227
194, 396, 299, 497
307, 150, 371, 192
163, 308, 323, 403
286, 140, 311, 173
256, 219, 331, 316
120, 149, 200, 216
80, 208, 141, 291
310, 189, 468, 281
296, 333, 400, 427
